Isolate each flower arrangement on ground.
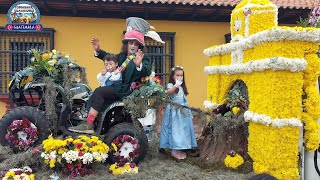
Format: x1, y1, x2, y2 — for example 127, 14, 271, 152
109, 134, 140, 175
224, 149, 245, 169
38, 135, 109, 178
1, 166, 35, 180
5, 118, 38, 150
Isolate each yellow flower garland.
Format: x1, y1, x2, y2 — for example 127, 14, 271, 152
109, 163, 139, 175
224, 154, 244, 169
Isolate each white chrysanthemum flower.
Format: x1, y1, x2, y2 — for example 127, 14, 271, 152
48, 60, 55, 66
41, 152, 49, 159
81, 153, 93, 164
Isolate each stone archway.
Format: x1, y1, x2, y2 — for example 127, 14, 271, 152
198, 80, 249, 163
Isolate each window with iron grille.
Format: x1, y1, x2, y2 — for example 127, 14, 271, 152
145, 32, 175, 85
0, 27, 55, 94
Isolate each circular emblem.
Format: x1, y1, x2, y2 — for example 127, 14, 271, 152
7, 1, 41, 24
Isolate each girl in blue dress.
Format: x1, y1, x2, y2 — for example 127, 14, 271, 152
160, 66, 197, 160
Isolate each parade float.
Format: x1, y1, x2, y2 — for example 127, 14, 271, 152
203, 0, 320, 179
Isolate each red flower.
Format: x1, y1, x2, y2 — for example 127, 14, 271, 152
15, 170, 22, 175
118, 161, 125, 167
113, 137, 119, 144
77, 163, 82, 169
78, 152, 83, 156
21, 118, 30, 128
131, 140, 137, 145
123, 135, 130, 141
76, 143, 83, 149
87, 169, 93, 175
78, 168, 86, 177
67, 163, 73, 169
129, 152, 134, 158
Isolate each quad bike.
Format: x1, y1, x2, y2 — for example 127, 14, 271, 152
0, 67, 152, 164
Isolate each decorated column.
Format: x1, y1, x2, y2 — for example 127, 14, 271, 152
203, 0, 320, 179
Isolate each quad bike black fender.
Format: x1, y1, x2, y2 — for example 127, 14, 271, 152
22, 82, 68, 104
100, 101, 125, 123
98, 101, 127, 132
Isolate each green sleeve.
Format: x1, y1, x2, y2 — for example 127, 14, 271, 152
95, 49, 109, 61
137, 55, 151, 77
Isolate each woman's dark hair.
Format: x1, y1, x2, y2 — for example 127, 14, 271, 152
121, 41, 147, 54
169, 66, 189, 96
103, 54, 117, 64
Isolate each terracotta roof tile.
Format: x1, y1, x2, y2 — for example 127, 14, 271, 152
88, 0, 318, 9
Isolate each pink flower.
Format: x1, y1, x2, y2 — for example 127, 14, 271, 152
229, 150, 236, 157
129, 163, 136, 168
33, 147, 39, 154
63, 167, 69, 174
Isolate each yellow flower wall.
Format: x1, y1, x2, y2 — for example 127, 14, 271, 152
303, 54, 320, 151
249, 123, 300, 180
248, 11, 276, 36
243, 41, 316, 62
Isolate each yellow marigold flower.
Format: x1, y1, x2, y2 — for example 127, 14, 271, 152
58, 148, 67, 154
5, 171, 15, 177
124, 164, 130, 170
111, 143, 117, 152
49, 159, 56, 168
29, 174, 35, 180
109, 164, 116, 170
232, 107, 240, 115
224, 154, 244, 169
91, 136, 99, 141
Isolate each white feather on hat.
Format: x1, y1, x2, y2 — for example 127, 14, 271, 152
145, 31, 165, 44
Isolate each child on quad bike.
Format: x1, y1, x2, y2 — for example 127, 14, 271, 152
69, 17, 164, 134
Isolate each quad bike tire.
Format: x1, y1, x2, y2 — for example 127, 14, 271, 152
0, 106, 51, 152
104, 122, 148, 164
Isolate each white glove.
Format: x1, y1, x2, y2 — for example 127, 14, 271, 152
174, 78, 183, 88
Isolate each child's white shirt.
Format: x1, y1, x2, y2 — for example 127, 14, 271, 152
97, 72, 121, 87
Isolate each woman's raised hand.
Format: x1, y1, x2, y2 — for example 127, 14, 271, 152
91, 37, 100, 51
133, 49, 144, 67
